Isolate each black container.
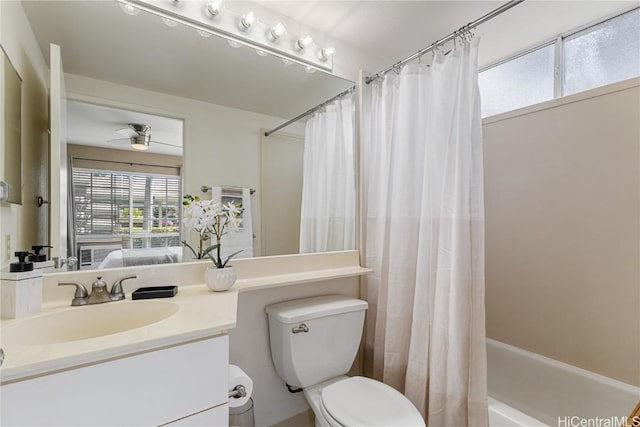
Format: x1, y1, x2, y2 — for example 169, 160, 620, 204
132, 286, 178, 300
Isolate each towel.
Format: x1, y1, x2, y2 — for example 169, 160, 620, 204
210, 186, 254, 260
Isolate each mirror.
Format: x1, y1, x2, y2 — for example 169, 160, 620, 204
1, 46, 22, 205
21, 0, 355, 272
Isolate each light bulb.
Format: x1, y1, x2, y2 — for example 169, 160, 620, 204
269, 23, 286, 41
320, 46, 336, 61
255, 49, 268, 57
120, 3, 140, 16
296, 35, 313, 50
304, 65, 316, 74
207, 0, 222, 17
240, 11, 255, 30
198, 29, 212, 37
162, 17, 178, 27
228, 40, 242, 49
281, 58, 293, 66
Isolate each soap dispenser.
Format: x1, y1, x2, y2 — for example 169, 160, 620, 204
2, 252, 43, 318
29, 245, 55, 272
29, 245, 52, 262
10, 252, 34, 272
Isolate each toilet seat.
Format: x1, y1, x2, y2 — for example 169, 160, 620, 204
320, 376, 425, 427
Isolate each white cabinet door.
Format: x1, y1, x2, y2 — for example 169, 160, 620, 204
166, 404, 228, 426
1, 336, 228, 426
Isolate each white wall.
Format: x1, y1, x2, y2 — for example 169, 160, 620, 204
63, 73, 305, 258
483, 78, 640, 387
0, 0, 49, 270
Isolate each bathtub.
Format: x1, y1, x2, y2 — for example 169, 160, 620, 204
487, 338, 640, 427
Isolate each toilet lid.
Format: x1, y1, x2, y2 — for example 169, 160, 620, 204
321, 377, 425, 427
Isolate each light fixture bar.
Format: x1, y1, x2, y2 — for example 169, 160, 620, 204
119, 0, 333, 72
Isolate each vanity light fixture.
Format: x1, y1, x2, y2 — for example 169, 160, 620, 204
206, 0, 223, 18
117, 0, 334, 72
320, 46, 336, 61
269, 23, 286, 41
296, 35, 313, 51
240, 11, 255, 31
120, 3, 140, 15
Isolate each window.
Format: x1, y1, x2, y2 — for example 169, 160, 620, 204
563, 8, 640, 95
73, 168, 181, 249
479, 45, 555, 117
479, 7, 639, 118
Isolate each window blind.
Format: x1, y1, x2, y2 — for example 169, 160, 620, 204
73, 168, 181, 249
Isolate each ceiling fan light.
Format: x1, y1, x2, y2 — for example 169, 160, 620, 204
131, 134, 150, 150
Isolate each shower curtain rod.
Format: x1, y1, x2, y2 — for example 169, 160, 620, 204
264, 0, 523, 136
365, 0, 525, 84
264, 85, 355, 137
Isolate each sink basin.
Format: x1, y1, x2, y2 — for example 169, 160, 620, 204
1, 301, 179, 346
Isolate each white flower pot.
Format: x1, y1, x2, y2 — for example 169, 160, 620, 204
204, 266, 237, 292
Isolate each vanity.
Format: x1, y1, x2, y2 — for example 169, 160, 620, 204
0, 251, 370, 426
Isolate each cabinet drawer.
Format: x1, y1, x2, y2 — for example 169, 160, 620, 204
165, 404, 228, 426
1, 335, 229, 426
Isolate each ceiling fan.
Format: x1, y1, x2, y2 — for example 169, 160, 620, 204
107, 123, 180, 151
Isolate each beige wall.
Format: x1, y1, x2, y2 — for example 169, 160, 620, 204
0, 1, 49, 270
483, 78, 640, 386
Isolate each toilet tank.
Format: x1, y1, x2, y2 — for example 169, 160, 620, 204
265, 295, 368, 388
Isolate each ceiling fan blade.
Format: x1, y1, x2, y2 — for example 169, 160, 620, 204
116, 128, 137, 138
151, 139, 182, 148
107, 137, 130, 144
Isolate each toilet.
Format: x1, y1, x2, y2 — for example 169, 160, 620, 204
265, 295, 425, 427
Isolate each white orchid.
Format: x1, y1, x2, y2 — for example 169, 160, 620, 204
182, 194, 244, 267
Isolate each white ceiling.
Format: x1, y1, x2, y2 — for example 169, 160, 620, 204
67, 101, 183, 156
22, 0, 636, 151
250, 0, 637, 69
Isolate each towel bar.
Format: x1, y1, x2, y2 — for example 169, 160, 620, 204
201, 185, 256, 195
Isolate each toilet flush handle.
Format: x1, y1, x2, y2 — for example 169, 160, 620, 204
292, 323, 309, 334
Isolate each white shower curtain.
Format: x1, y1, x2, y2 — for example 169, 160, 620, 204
299, 94, 356, 253
363, 39, 488, 426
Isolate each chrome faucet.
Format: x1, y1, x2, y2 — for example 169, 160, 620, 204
87, 277, 111, 304
58, 274, 137, 306
58, 282, 90, 306
110, 274, 136, 301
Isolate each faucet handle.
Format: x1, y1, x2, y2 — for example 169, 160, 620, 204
110, 274, 137, 301
58, 282, 89, 306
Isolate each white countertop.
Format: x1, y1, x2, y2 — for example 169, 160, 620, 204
0, 285, 237, 383
0, 253, 371, 384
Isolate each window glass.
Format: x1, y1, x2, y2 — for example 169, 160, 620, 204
563, 8, 640, 95
479, 44, 555, 117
